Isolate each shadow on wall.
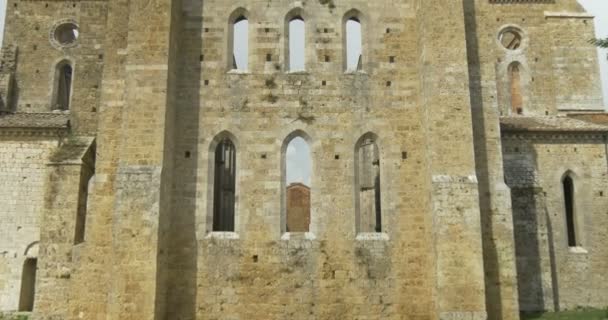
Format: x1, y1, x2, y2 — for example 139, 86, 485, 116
505, 141, 560, 313
164, 2, 203, 319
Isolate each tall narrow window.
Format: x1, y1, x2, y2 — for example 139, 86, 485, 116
74, 145, 95, 244
213, 138, 236, 232
283, 134, 311, 233
355, 133, 381, 233
231, 16, 249, 70
345, 17, 362, 71
52, 61, 73, 111
18, 258, 37, 312
509, 62, 523, 115
562, 175, 577, 247
288, 16, 305, 71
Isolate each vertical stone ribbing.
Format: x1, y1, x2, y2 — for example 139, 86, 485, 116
105, 0, 179, 316
418, 0, 487, 318
463, 0, 521, 319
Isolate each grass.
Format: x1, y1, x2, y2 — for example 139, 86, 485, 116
522, 308, 608, 320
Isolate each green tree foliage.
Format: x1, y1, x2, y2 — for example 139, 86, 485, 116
590, 37, 608, 48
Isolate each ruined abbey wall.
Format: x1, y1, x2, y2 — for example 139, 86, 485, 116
0, 0, 606, 319
503, 132, 608, 312
0, 136, 58, 311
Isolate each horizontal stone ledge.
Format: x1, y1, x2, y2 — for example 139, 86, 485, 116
544, 11, 595, 19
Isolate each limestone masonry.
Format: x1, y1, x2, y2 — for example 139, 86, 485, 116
0, 0, 607, 319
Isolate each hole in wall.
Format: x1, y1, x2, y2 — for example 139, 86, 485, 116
54, 22, 79, 46
285, 136, 311, 233
498, 28, 522, 50
288, 17, 306, 71
232, 16, 249, 70
346, 18, 362, 71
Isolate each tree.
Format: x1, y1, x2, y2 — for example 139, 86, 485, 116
590, 38, 608, 48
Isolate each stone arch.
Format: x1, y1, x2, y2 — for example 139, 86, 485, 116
342, 8, 366, 72
23, 241, 39, 259
508, 61, 524, 115
561, 170, 579, 247
285, 8, 307, 71
51, 59, 74, 111
280, 130, 313, 234
354, 132, 382, 234
227, 7, 250, 71
207, 131, 239, 233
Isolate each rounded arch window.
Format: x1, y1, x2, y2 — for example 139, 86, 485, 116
498, 28, 523, 51
53, 22, 79, 47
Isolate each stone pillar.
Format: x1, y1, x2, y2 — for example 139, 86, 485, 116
463, 0, 521, 319
104, 0, 180, 317
35, 138, 95, 320
417, 0, 487, 318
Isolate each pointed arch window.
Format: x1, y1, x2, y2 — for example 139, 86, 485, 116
282, 132, 312, 233
562, 174, 577, 247
509, 62, 523, 115
287, 15, 305, 71
74, 144, 96, 244
355, 133, 382, 233
212, 137, 237, 232
18, 258, 37, 312
52, 60, 73, 111
344, 10, 363, 72
229, 10, 249, 71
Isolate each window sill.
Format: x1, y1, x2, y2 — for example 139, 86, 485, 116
568, 246, 588, 254
206, 232, 239, 240
281, 232, 316, 241
344, 70, 367, 75
356, 233, 389, 241
227, 69, 250, 75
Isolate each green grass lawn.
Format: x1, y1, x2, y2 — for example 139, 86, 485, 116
522, 309, 608, 320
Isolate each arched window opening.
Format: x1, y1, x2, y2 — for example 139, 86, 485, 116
18, 258, 37, 312
355, 134, 382, 233
74, 144, 95, 244
288, 16, 305, 71
284, 136, 311, 233
509, 62, 523, 115
213, 138, 236, 232
499, 29, 522, 50
345, 17, 362, 71
562, 175, 577, 247
52, 61, 73, 111
231, 16, 249, 70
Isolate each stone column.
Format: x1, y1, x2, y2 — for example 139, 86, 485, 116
104, 0, 179, 317
417, 0, 487, 319
463, 0, 521, 319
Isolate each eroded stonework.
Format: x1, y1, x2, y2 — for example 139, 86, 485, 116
0, 0, 607, 319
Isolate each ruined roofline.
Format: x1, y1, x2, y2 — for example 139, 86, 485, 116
0, 112, 70, 130
500, 115, 608, 133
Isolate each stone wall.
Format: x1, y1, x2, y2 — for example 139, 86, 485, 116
0, 135, 59, 311
503, 133, 608, 311
2, 0, 107, 133
0, 0, 607, 319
